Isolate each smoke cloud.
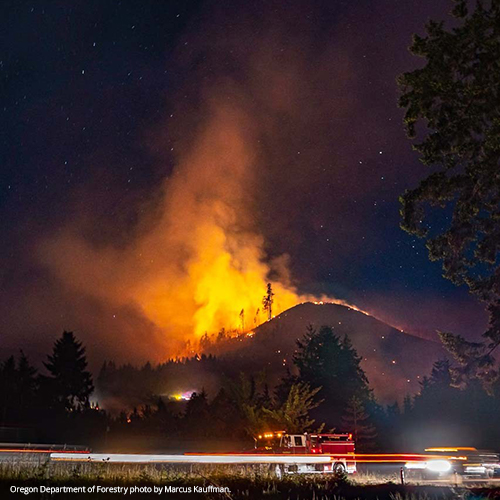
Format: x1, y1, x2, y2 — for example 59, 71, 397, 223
3, 0, 475, 367
38, 94, 305, 354
36, 2, 342, 356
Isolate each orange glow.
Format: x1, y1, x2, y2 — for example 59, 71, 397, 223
187, 452, 464, 463
258, 431, 285, 440
38, 102, 371, 360
425, 447, 477, 452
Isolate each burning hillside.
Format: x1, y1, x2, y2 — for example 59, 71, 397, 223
35, 102, 369, 360
206, 302, 448, 403
27, 0, 393, 364
96, 301, 448, 410
37, 103, 308, 357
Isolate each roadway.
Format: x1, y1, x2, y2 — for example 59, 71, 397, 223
1, 449, 500, 485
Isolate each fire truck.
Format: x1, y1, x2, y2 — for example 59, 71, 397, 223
250, 431, 356, 475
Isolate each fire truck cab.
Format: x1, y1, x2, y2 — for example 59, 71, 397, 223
253, 431, 356, 475
280, 434, 308, 453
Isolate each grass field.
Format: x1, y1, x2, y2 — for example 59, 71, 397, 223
2, 462, 500, 499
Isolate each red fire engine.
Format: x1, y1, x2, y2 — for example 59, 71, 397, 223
250, 431, 356, 475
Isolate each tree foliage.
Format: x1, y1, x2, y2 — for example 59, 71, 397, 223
5, 327, 500, 451
398, 0, 500, 383
183, 390, 211, 437
293, 326, 371, 423
224, 371, 323, 437
341, 396, 377, 451
43, 331, 94, 411
262, 283, 274, 321
0, 352, 38, 425
264, 382, 322, 433
227, 372, 270, 437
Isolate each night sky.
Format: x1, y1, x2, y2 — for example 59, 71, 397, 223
1, 0, 487, 366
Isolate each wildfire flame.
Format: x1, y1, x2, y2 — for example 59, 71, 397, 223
37, 83, 369, 360
38, 103, 312, 356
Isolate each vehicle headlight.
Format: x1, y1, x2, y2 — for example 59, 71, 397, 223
426, 460, 451, 472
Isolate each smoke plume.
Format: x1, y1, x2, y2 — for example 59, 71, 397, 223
37, 5, 325, 356
18, 0, 456, 363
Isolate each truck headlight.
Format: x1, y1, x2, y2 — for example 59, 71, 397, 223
426, 460, 451, 472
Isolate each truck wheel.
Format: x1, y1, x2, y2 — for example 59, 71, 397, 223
333, 463, 346, 474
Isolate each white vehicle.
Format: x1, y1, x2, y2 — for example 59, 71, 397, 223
405, 447, 500, 479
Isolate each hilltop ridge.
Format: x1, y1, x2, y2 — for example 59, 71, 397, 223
216, 302, 447, 402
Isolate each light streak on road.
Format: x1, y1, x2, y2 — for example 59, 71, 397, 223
51, 453, 337, 464
0, 449, 89, 454
50, 452, 446, 465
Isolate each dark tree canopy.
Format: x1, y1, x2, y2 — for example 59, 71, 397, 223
398, 0, 500, 383
43, 331, 94, 411
0, 352, 39, 425
341, 396, 377, 451
263, 382, 322, 433
262, 282, 274, 321
293, 326, 371, 424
